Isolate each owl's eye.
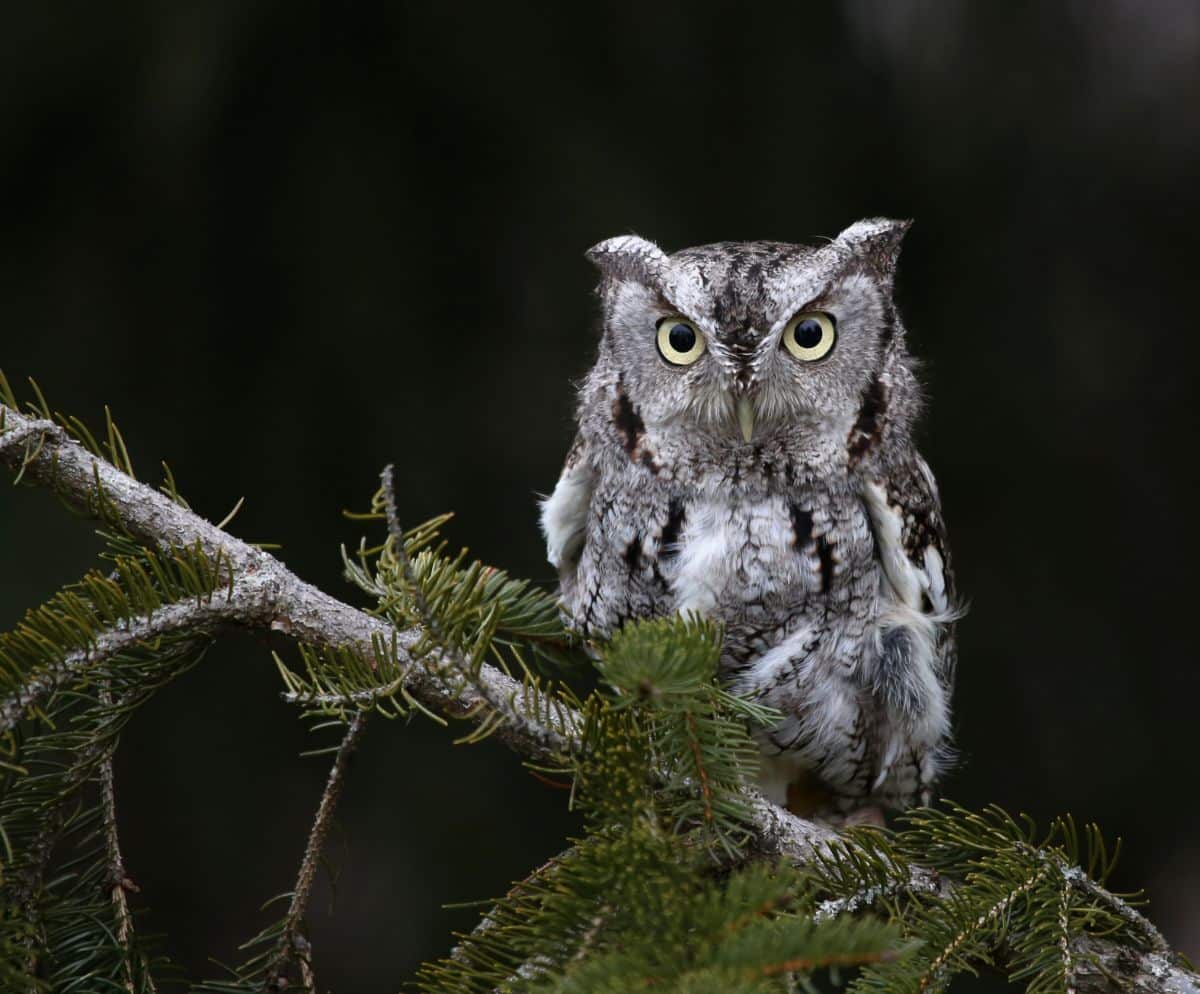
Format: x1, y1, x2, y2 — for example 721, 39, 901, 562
782, 311, 837, 362
656, 317, 706, 366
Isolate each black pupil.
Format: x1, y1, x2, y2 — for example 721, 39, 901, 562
668, 323, 696, 353
793, 318, 823, 349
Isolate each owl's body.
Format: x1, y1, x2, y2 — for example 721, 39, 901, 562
542, 224, 958, 814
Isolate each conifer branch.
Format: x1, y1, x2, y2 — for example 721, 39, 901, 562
919, 866, 1047, 990
264, 711, 368, 992
2, 400, 1197, 994
0, 598, 229, 733
0, 405, 573, 764
376, 464, 574, 754
9, 797, 66, 982
758, 947, 899, 977
99, 686, 152, 994
1058, 874, 1076, 994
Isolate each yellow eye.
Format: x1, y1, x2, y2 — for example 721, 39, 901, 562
656, 317, 706, 365
782, 311, 837, 362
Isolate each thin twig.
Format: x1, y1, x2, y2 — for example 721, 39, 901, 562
1063, 865, 1170, 953
683, 711, 714, 825
98, 685, 154, 994
919, 867, 1049, 991
379, 463, 579, 755
264, 711, 368, 992
1059, 872, 1076, 994
10, 801, 66, 987
379, 464, 441, 642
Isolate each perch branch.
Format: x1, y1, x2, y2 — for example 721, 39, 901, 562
0, 406, 575, 764
0, 402, 1195, 994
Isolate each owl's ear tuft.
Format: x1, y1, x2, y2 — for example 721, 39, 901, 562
835, 218, 913, 276
585, 235, 669, 287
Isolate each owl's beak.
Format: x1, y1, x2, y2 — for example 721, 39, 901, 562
736, 395, 756, 443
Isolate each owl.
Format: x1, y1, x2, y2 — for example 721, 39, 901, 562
540, 219, 958, 818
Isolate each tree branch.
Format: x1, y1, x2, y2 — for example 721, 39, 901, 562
99, 685, 154, 994
1, 402, 1195, 994
0, 600, 228, 733
265, 711, 368, 993
0, 407, 575, 764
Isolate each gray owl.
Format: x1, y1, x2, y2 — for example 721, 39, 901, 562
540, 219, 958, 818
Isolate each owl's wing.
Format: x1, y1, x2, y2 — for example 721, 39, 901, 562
863, 454, 954, 610
861, 451, 958, 685
539, 434, 596, 598
860, 451, 958, 798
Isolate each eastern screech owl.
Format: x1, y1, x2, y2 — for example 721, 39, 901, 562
540, 219, 958, 817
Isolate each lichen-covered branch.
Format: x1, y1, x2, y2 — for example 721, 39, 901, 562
1, 402, 1195, 994
0, 405, 574, 764
0, 599, 229, 733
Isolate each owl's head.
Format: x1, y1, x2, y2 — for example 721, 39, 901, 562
586, 219, 914, 449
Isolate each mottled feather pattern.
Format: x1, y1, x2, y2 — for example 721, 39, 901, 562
542, 219, 959, 815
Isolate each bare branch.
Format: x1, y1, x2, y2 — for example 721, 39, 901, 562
99, 685, 154, 994
1, 402, 1196, 994
264, 711, 368, 993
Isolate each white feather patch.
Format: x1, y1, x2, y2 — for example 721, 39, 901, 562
540, 465, 592, 569
862, 478, 958, 751
923, 544, 949, 614
861, 480, 924, 609
671, 501, 733, 618
738, 622, 820, 694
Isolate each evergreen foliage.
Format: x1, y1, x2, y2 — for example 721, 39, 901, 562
0, 519, 224, 987
803, 807, 1153, 993
0, 379, 1191, 993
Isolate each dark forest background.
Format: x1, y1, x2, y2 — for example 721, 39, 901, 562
1, 2, 1197, 990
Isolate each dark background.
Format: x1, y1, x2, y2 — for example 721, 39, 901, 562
2, 2, 1197, 990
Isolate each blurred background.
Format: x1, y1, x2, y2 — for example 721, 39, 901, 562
1, 1, 1198, 989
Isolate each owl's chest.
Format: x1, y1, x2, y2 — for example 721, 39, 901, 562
668, 492, 875, 622
575, 461, 878, 641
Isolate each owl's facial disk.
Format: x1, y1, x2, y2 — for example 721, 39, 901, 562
588, 220, 910, 449
601, 279, 885, 446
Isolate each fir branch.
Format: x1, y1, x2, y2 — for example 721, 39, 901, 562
1063, 865, 1169, 954
0, 595, 231, 734
263, 711, 368, 992
377, 464, 577, 752
758, 947, 900, 978
683, 711, 714, 827
2, 399, 1197, 994
0, 405, 574, 765
1058, 874, 1075, 994
99, 686, 153, 994
0, 415, 61, 460
918, 865, 1048, 990
0, 642, 195, 991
